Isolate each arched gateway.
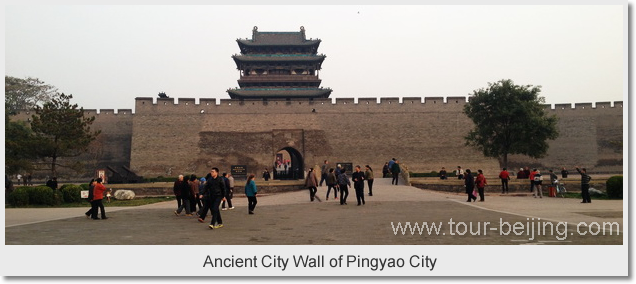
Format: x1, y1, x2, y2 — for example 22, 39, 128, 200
274, 147, 304, 180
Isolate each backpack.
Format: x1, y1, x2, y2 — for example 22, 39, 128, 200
533, 174, 543, 182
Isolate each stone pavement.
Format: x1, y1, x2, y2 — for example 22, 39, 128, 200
4, 178, 623, 245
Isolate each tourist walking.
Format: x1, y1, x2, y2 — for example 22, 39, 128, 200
352, 165, 366, 206
549, 169, 559, 197
576, 166, 592, 203
245, 174, 258, 214
174, 175, 193, 216
365, 165, 374, 196
382, 162, 390, 178
305, 168, 321, 202
84, 179, 95, 218
263, 169, 271, 181
325, 168, 338, 200
499, 167, 510, 194
464, 169, 476, 202
388, 158, 396, 173
198, 168, 226, 229
320, 160, 329, 186
532, 170, 543, 198
189, 175, 202, 215
221, 173, 235, 210
90, 178, 108, 220
475, 169, 487, 201
391, 160, 401, 185
173, 175, 187, 210
197, 176, 207, 217
529, 168, 537, 193
337, 168, 351, 205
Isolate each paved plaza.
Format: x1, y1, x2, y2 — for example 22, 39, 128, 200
5, 178, 623, 245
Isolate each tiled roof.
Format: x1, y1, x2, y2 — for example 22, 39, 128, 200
227, 88, 332, 99
232, 54, 326, 63
237, 26, 320, 46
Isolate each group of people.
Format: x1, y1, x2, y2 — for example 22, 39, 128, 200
381, 158, 402, 185
309, 160, 376, 206
516, 166, 570, 180
84, 178, 108, 220
460, 166, 593, 204
15, 174, 33, 186
171, 168, 259, 230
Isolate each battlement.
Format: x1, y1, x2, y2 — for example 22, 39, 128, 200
83, 109, 134, 115
133, 96, 623, 115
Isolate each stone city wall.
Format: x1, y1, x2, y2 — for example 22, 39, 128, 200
127, 97, 623, 178
11, 97, 622, 179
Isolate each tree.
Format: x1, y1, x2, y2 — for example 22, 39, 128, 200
5, 76, 58, 114
5, 113, 37, 175
30, 93, 101, 177
463, 79, 559, 168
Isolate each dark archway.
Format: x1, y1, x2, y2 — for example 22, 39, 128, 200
273, 147, 304, 180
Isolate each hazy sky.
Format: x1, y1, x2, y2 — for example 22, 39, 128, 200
5, 4, 625, 111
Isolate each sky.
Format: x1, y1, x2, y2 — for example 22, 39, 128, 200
5, 3, 626, 111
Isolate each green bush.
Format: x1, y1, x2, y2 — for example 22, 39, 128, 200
59, 184, 83, 203
80, 183, 90, 191
26, 186, 56, 205
606, 175, 623, 199
8, 187, 29, 206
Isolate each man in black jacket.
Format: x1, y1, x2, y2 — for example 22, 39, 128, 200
352, 165, 366, 206
198, 168, 226, 229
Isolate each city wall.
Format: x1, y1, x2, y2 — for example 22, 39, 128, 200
10, 97, 622, 179
127, 97, 623, 178
10, 109, 133, 178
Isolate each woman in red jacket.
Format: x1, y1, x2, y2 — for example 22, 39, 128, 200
91, 178, 108, 220
475, 169, 487, 202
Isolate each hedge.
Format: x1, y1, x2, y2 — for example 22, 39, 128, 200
8, 186, 58, 206
606, 176, 623, 199
7, 187, 29, 206
59, 184, 83, 203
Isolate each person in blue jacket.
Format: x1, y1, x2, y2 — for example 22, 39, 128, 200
245, 174, 258, 214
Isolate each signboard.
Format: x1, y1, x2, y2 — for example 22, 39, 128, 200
335, 163, 353, 173
231, 165, 247, 177
96, 169, 107, 184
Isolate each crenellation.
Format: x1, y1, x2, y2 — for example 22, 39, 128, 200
595, 102, 612, 109
424, 97, 445, 104
177, 98, 196, 106
554, 103, 573, 110
98, 109, 114, 115
575, 103, 593, 110
380, 97, 399, 105
358, 97, 378, 105
402, 97, 423, 104
335, 98, 355, 105
446, 96, 467, 104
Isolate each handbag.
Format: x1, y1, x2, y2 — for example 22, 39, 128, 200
472, 189, 477, 197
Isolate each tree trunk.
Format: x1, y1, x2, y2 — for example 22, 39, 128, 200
51, 156, 57, 177
502, 153, 508, 169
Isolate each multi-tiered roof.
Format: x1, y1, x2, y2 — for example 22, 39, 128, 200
227, 26, 332, 99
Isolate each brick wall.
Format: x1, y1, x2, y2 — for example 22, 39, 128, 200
128, 97, 623, 178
